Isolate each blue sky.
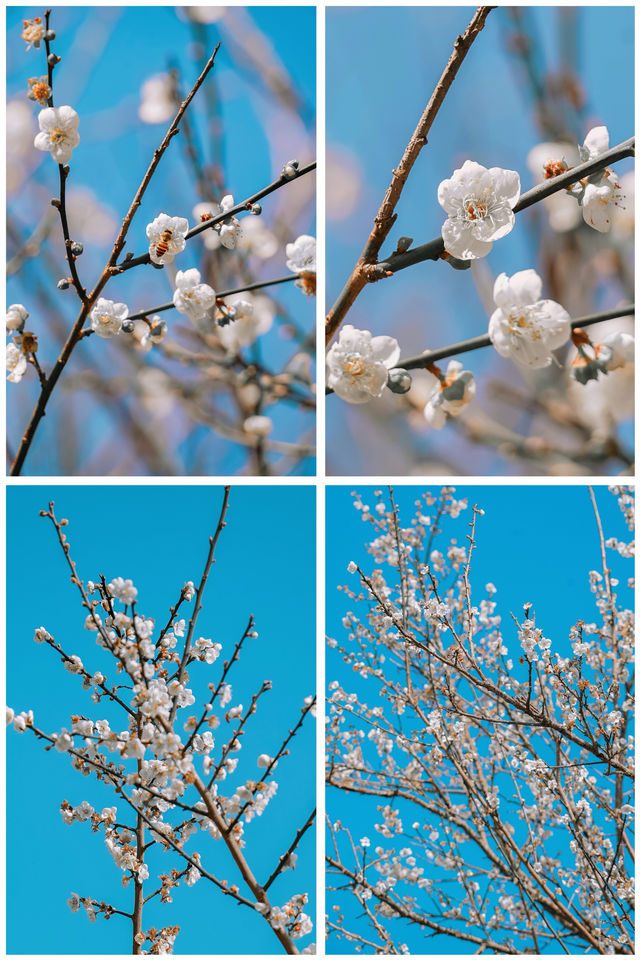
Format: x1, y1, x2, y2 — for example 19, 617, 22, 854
326, 6, 634, 476
7, 7, 316, 476
326, 483, 633, 953
6, 484, 316, 954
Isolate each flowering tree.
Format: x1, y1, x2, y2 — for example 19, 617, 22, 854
325, 6, 634, 476
326, 485, 634, 953
7, 8, 316, 476
7, 487, 316, 954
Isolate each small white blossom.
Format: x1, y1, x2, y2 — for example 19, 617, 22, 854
183, 581, 196, 601
6, 343, 28, 383
90, 299, 128, 339
6, 304, 28, 335
138, 73, 175, 124
108, 577, 138, 605
218, 294, 274, 351
582, 170, 624, 233
326, 324, 401, 403
347, 561, 357, 574
286, 235, 316, 294
146, 213, 189, 265
22, 17, 45, 49
243, 415, 273, 437
424, 360, 475, 429
438, 160, 520, 260
67, 892, 82, 913
488, 270, 571, 368
34, 106, 80, 164
173, 268, 216, 321
257, 753, 273, 768
217, 195, 241, 249
579, 127, 626, 233
602, 331, 634, 371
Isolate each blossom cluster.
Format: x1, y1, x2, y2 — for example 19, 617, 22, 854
327, 124, 633, 434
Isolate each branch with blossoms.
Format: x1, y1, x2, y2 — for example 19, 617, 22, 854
326, 485, 634, 954
325, 5, 634, 474
8, 11, 316, 476
7, 489, 316, 955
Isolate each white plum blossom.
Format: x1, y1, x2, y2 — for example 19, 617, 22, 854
438, 160, 520, 260
243, 415, 273, 437
326, 324, 401, 403
138, 73, 175, 124
67, 892, 82, 913
237, 216, 278, 259
257, 753, 274, 768
6, 344, 28, 383
580, 126, 610, 163
172, 268, 216, 322
89, 299, 129, 339
286, 235, 316, 295
578, 126, 626, 233
146, 213, 189, 265
34, 106, 80, 164
424, 361, 475, 429
22, 16, 45, 50
108, 577, 138, 605
603, 331, 634, 371
582, 170, 624, 233
217, 195, 241, 249
217, 294, 274, 351
183, 581, 196, 601
488, 270, 571, 368
7, 304, 29, 335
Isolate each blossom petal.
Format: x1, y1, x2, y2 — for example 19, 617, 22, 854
370, 335, 401, 368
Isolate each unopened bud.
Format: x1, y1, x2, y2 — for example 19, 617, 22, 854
70, 241, 83, 257
45, 29, 56, 40
387, 368, 412, 394
282, 161, 298, 179
121, 319, 135, 334
57, 278, 70, 290
47, 53, 60, 66
250, 203, 262, 216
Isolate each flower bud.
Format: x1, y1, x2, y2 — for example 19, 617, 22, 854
70, 241, 83, 256
250, 203, 262, 216
121, 319, 135, 334
47, 53, 60, 66
57, 278, 70, 290
387, 368, 412, 394
45, 29, 56, 40
282, 160, 298, 179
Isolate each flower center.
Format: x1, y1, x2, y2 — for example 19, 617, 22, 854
507, 309, 541, 341
464, 197, 488, 221
50, 128, 66, 143
344, 356, 365, 378
98, 314, 112, 326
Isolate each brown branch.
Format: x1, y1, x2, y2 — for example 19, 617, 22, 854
325, 5, 495, 345
9, 42, 221, 476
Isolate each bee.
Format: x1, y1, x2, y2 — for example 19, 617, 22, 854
154, 228, 173, 258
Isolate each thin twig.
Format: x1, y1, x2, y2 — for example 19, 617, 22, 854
124, 275, 297, 324
326, 305, 634, 393
325, 6, 496, 344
